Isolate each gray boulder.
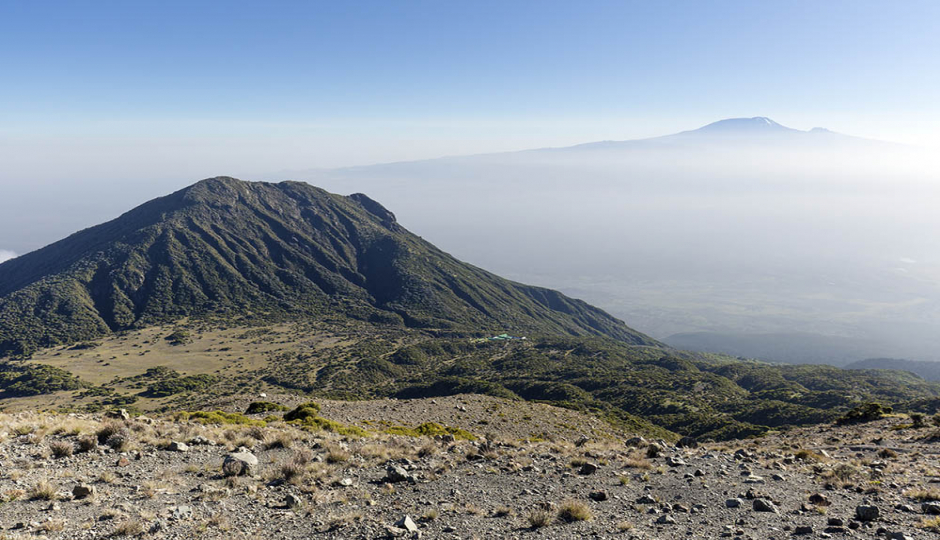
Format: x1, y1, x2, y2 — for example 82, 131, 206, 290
222, 451, 258, 477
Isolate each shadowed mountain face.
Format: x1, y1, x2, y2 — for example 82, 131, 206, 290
0, 177, 654, 356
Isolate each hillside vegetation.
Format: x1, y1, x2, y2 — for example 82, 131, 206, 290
6, 321, 940, 442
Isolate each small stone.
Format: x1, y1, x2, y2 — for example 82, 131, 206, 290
168, 441, 189, 452
105, 409, 130, 421
666, 456, 686, 467
726, 498, 743, 508
827, 517, 844, 527
385, 526, 407, 538
752, 499, 778, 513
578, 462, 598, 475
589, 491, 608, 502
222, 451, 258, 477
285, 493, 303, 508
167, 505, 193, 520
625, 436, 647, 447
637, 495, 657, 504
809, 493, 830, 506
72, 484, 95, 499
855, 505, 879, 522
794, 525, 813, 535
923, 502, 940, 515
188, 435, 213, 446
656, 514, 677, 524
395, 515, 418, 532
384, 465, 414, 483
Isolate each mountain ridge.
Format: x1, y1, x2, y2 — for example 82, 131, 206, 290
0, 177, 654, 356
263, 116, 894, 180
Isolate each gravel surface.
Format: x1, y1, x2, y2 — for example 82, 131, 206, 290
0, 401, 936, 539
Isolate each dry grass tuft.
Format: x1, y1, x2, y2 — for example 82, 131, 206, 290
527, 508, 554, 528
557, 499, 592, 522
30, 480, 57, 501
49, 440, 74, 458
326, 446, 350, 464
111, 519, 144, 537
908, 488, 940, 502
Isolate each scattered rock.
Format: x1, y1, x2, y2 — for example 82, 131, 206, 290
666, 456, 686, 467
625, 436, 647, 447
167, 441, 189, 452
578, 462, 598, 475
923, 502, 940, 515
855, 505, 879, 522
188, 435, 214, 445
222, 451, 258, 477
72, 484, 95, 499
752, 499, 778, 513
395, 515, 418, 532
384, 465, 414, 483
166, 505, 193, 520
105, 409, 130, 421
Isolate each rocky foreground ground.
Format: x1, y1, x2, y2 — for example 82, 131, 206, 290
0, 397, 938, 539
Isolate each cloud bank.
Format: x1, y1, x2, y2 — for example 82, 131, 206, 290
0, 250, 17, 263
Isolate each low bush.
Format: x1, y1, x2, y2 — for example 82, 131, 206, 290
836, 403, 891, 425
245, 401, 288, 415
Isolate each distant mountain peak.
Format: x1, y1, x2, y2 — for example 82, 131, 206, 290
693, 117, 794, 133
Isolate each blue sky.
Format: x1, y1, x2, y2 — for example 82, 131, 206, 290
1, 0, 938, 177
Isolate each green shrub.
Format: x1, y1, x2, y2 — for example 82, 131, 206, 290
164, 330, 192, 345
283, 402, 365, 436
283, 402, 321, 422
0, 363, 84, 396
245, 401, 288, 414
836, 403, 891, 425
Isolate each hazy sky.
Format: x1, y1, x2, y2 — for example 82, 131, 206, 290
1, 0, 938, 185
